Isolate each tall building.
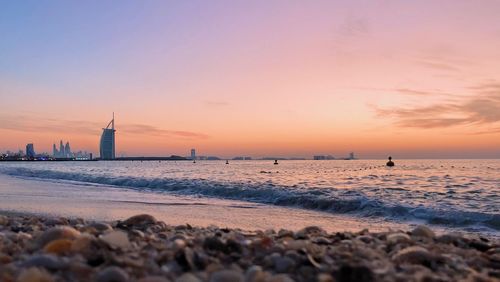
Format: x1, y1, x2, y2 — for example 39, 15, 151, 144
59, 140, 65, 157
191, 149, 196, 160
53, 144, 58, 157
26, 143, 35, 159
100, 113, 116, 160
64, 142, 71, 157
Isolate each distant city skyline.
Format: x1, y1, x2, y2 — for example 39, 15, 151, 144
1, 1, 499, 159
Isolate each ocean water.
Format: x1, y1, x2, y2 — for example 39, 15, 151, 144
0, 159, 499, 234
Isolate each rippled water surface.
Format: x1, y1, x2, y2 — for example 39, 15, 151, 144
0, 159, 499, 233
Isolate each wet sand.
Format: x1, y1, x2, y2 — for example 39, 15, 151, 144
0, 174, 413, 233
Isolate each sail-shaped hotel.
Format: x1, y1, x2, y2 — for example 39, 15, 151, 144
99, 114, 116, 160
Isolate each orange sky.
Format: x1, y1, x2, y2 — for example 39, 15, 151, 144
1, 1, 499, 158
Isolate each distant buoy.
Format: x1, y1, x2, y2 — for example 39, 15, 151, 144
386, 156, 394, 167
193, 160, 196, 163
226, 160, 229, 164
274, 159, 279, 165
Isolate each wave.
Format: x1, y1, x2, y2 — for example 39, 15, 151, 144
1, 167, 499, 230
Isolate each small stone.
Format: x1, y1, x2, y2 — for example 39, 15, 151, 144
203, 236, 225, 252
392, 246, 434, 265
138, 276, 171, 282
295, 226, 326, 239
43, 239, 73, 255
411, 226, 435, 238
95, 266, 129, 282
100, 230, 131, 249
120, 214, 157, 229
245, 265, 266, 282
317, 273, 334, 282
17, 267, 54, 282
36, 226, 80, 248
175, 273, 201, 282
0, 215, 8, 225
71, 235, 96, 253
437, 233, 465, 246
277, 229, 294, 238
312, 237, 331, 245
274, 257, 295, 273
334, 264, 373, 282
0, 253, 13, 264
44, 217, 69, 226
387, 233, 411, 244
88, 222, 113, 232
267, 274, 294, 282
469, 240, 491, 252
209, 270, 244, 282
21, 254, 67, 271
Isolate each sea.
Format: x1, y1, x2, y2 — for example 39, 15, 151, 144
0, 159, 498, 237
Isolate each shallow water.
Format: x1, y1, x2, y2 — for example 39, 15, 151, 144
0, 159, 499, 235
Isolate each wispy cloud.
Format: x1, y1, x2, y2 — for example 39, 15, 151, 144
203, 100, 229, 107
375, 82, 500, 132
0, 115, 209, 140
120, 124, 209, 139
416, 60, 461, 72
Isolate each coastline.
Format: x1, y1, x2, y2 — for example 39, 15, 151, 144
0, 173, 427, 235
1, 212, 499, 282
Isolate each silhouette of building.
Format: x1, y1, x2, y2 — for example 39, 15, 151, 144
59, 140, 65, 157
349, 152, 355, 160
53, 144, 58, 157
26, 143, 35, 159
100, 114, 116, 160
64, 142, 71, 157
191, 149, 196, 160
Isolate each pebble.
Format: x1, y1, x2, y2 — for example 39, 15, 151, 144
0, 215, 8, 225
175, 273, 202, 282
274, 256, 295, 273
387, 233, 411, 244
35, 226, 80, 248
96, 266, 130, 282
17, 267, 54, 282
43, 239, 73, 255
209, 270, 244, 282
100, 230, 131, 249
138, 276, 172, 282
0, 213, 498, 282
21, 254, 67, 271
392, 246, 434, 265
121, 214, 157, 229
88, 222, 113, 232
295, 226, 326, 239
411, 226, 435, 239
267, 274, 295, 282
245, 265, 266, 282
334, 264, 374, 282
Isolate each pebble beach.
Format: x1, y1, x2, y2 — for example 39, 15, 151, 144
0, 213, 499, 282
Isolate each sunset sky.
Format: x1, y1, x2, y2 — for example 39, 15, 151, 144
1, 0, 499, 158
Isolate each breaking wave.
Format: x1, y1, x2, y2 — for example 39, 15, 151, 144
1, 166, 499, 230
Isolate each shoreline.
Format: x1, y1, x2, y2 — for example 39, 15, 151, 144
1, 213, 499, 282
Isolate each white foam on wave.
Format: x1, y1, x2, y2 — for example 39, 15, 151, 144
1, 166, 498, 231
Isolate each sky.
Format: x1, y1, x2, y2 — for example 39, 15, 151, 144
1, 0, 500, 159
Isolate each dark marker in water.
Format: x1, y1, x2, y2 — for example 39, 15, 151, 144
386, 156, 395, 167
274, 159, 279, 165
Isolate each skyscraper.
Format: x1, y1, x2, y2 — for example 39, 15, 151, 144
191, 149, 196, 160
100, 113, 116, 160
59, 140, 65, 157
26, 143, 35, 159
64, 142, 71, 158
53, 143, 58, 157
